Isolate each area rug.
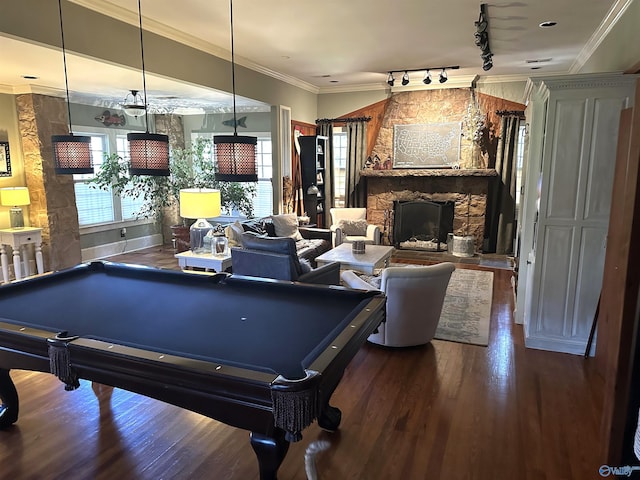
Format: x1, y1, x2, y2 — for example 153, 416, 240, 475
354, 264, 494, 346
435, 268, 494, 346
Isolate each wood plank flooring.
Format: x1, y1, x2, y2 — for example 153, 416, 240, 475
0, 246, 604, 479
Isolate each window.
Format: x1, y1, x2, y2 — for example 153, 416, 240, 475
191, 133, 273, 218
253, 137, 273, 217
73, 127, 147, 226
115, 135, 146, 219
332, 128, 347, 207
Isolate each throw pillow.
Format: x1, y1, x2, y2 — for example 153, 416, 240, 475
224, 220, 245, 247
355, 272, 382, 290
299, 258, 313, 273
242, 219, 267, 235
338, 219, 368, 236
271, 214, 303, 241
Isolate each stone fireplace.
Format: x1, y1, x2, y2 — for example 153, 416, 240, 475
362, 168, 498, 252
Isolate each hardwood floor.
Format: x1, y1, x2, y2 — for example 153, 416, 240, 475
0, 246, 604, 480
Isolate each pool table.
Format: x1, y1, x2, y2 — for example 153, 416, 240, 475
0, 261, 385, 480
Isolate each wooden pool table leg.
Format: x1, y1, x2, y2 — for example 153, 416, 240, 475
318, 404, 342, 432
250, 428, 289, 480
0, 368, 19, 428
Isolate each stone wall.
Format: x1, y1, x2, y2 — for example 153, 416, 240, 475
372, 89, 483, 169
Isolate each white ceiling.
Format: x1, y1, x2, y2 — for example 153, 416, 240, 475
0, 0, 632, 112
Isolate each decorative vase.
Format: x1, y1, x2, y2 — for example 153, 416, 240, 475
213, 235, 229, 257
452, 235, 475, 257
170, 224, 190, 253
352, 240, 366, 255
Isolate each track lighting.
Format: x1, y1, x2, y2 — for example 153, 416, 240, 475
475, 4, 493, 71
386, 66, 458, 87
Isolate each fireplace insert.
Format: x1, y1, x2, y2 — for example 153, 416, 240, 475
393, 200, 454, 251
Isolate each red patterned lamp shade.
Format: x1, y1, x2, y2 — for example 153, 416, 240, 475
214, 135, 258, 182
127, 132, 170, 176
52, 135, 94, 174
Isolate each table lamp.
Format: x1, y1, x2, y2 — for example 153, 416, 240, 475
179, 188, 221, 254
0, 187, 30, 229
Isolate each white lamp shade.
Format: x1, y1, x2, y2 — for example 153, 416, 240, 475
179, 188, 221, 219
0, 187, 30, 207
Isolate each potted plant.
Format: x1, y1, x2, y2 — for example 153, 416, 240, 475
88, 137, 257, 248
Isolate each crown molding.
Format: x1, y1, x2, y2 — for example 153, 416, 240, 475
570, 0, 633, 73
524, 71, 636, 101
69, 0, 319, 94
3, 84, 65, 97
474, 74, 534, 85
317, 73, 540, 95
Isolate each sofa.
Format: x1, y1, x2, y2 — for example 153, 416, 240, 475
225, 214, 332, 266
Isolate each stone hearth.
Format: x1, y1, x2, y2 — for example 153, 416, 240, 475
362, 168, 498, 251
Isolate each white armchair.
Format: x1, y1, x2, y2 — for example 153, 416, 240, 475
341, 262, 455, 347
329, 207, 380, 247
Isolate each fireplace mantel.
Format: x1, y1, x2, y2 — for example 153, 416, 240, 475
360, 168, 498, 178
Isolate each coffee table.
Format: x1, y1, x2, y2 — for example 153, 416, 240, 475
315, 243, 394, 274
175, 250, 232, 273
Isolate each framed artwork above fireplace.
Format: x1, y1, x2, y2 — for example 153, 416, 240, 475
393, 122, 461, 168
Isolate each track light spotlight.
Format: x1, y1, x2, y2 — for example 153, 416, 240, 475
401, 71, 410, 86
439, 69, 448, 84
387, 72, 394, 87
423, 70, 432, 85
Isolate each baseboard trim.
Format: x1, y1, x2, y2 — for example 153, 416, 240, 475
524, 334, 591, 356
81, 235, 164, 262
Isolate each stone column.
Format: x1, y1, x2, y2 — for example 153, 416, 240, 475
15, 94, 82, 271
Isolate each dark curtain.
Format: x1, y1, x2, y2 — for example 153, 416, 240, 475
486, 115, 520, 254
317, 123, 334, 211
291, 132, 305, 215
345, 120, 368, 207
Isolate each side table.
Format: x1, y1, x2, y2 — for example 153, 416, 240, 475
0, 227, 44, 283
175, 250, 232, 273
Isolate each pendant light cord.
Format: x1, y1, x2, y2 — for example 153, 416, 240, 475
230, 0, 238, 137
57, 0, 74, 135
136, 0, 150, 133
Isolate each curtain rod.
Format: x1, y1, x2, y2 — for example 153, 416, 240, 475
316, 116, 372, 124
495, 109, 525, 117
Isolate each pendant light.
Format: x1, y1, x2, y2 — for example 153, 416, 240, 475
127, 0, 170, 176
121, 89, 146, 118
214, 0, 258, 182
51, 0, 93, 175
